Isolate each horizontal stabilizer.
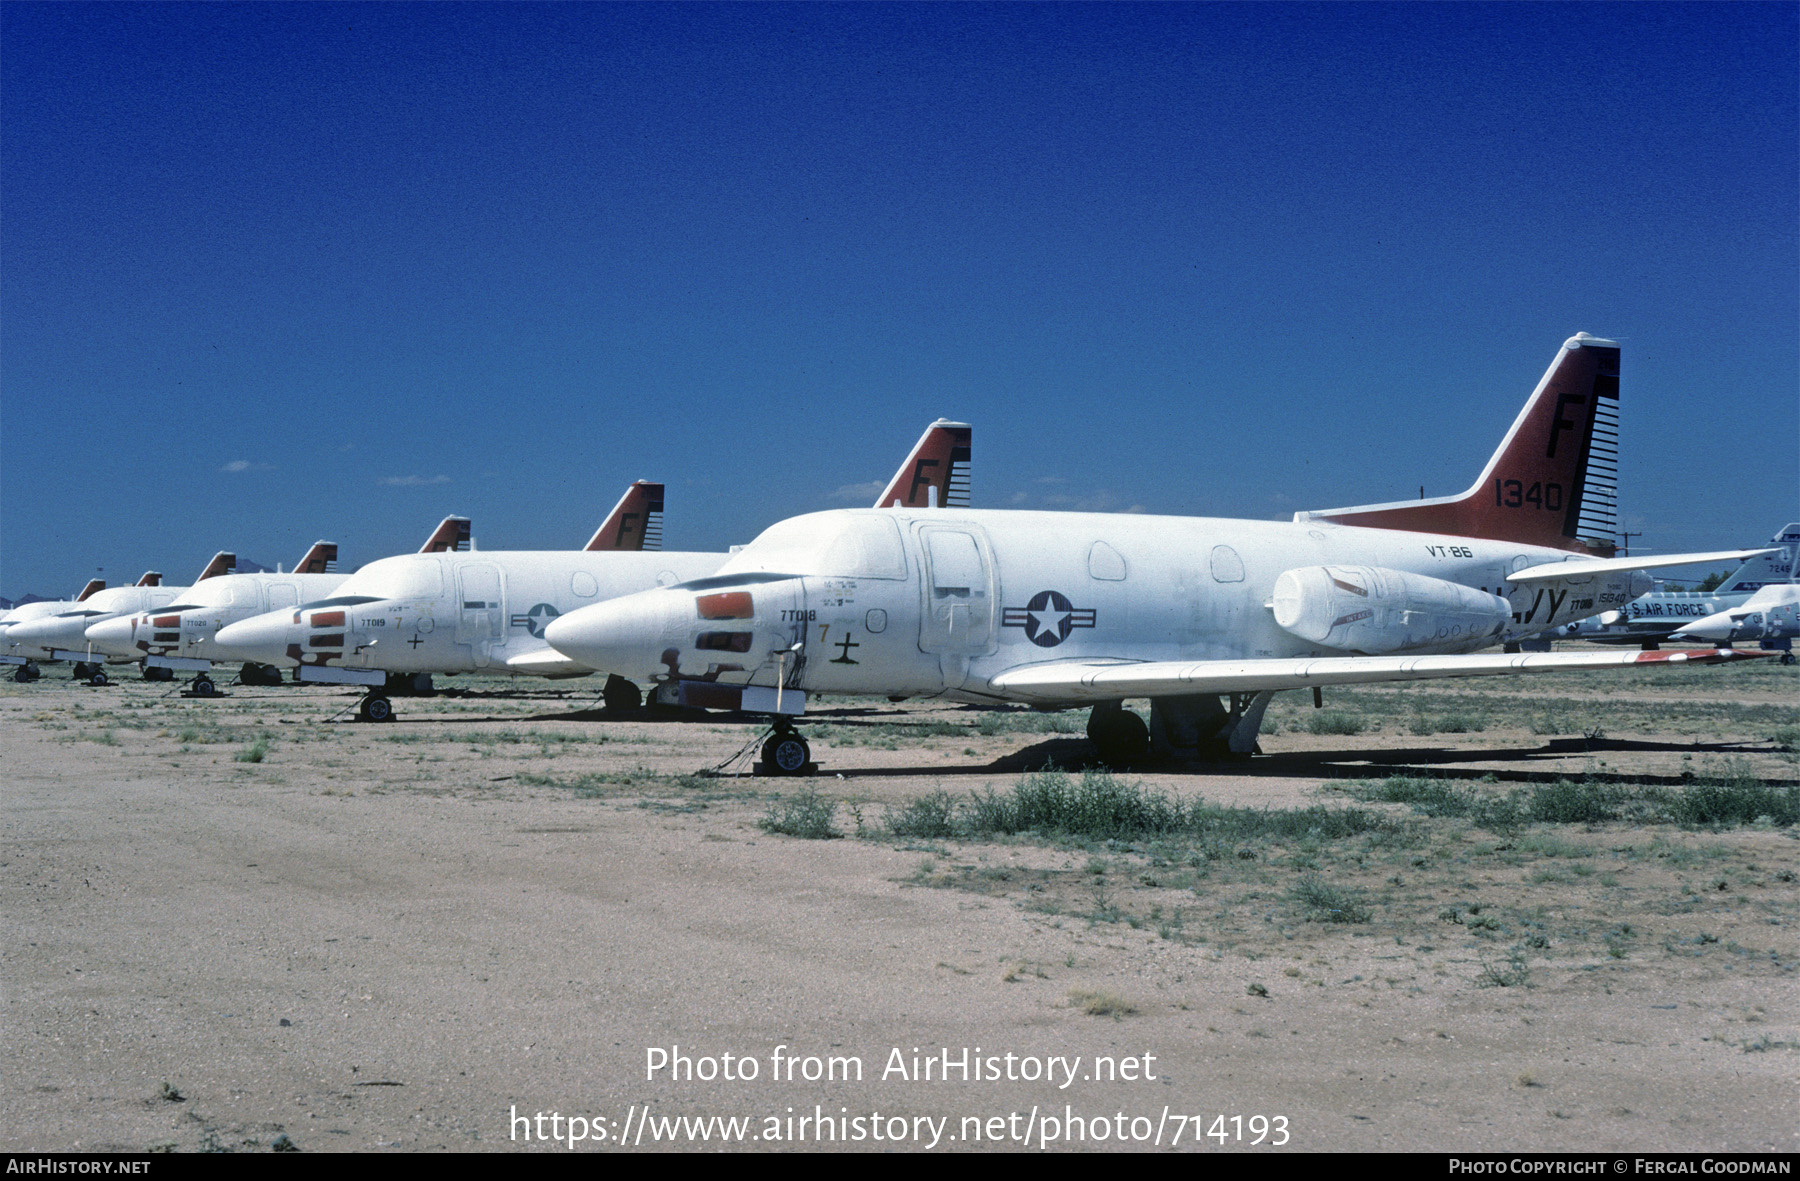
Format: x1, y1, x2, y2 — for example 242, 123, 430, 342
987, 647, 1765, 704
1508, 548, 1777, 585
586, 481, 665, 552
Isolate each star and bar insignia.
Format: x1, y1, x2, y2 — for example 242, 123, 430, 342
1002, 590, 1096, 648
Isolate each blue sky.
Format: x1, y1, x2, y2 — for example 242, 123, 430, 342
4, 2, 1795, 597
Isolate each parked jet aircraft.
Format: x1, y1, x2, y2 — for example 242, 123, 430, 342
84, 542, 351, 692
208, 429, 969, 721
540, 335, 1767, 773
1544, 522, 1799, 647
1673, 582, 1800, 651
6, 560, 230, 684
1, 579, 109, 680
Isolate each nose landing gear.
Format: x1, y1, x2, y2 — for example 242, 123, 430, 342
759, 719, 814, 776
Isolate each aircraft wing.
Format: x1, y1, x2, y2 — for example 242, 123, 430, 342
986, 647, 1765, 704
1508, 549, 1776, 584
504, 647, 596, 677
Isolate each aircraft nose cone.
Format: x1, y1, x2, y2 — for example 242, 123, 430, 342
1671, 617, 1731, 643
84, 616, 138, 657
544, 592, 677, 679
10, 616, 78, 651
213, 612, 300, 666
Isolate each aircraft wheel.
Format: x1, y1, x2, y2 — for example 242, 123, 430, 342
761, 732, 812, 776
89, 671, 110, 687
15, 664, 40, 683
1088, 707, 1149, 767
144, 665, 175, 682
193, 675, 216, 697
359, 694, 394, 723
603, 675, 642, 712
73, 662, 96, 681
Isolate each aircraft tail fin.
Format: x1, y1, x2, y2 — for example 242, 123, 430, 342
77, 579, 107, 601
294, 541, 339, 574
1297, 334, 1621, 555
585, 481, 665, 552
1716, 523, 1800, 593
876, 419, 972, 509
195, 552, 236, 582
418, 516, 472, 554
134, 572, 161, 587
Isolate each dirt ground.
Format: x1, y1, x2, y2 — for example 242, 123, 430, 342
2, 656, 1795, 1153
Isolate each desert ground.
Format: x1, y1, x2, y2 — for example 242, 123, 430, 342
2, 654, 1795, 1153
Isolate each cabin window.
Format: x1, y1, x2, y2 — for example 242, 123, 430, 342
1088, 541, 1127, 581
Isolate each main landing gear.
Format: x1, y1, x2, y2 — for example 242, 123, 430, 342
759, 718, 814, 776
13, 661, 42, 683
143, 665, 176, 683
603, 674, 642, 712
238, 663, 284, 687
1086, 701, 1150, 767
73, 662, 109, 687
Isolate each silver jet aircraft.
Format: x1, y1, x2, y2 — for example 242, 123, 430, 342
210, 427, 971, 722
541, 334, 1768, 773
1543, 522, 1799, 647
1673, 583, 1800, 652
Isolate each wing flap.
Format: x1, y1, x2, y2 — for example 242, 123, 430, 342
987, 648, 1765, 703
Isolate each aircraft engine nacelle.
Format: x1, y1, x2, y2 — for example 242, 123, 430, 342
1271, 565, 1511, 655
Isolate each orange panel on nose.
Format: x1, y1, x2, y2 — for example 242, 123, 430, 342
696, 592, 753, 620
311, 611, 346, 628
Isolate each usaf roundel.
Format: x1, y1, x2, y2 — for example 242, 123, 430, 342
510, 602, 561, 639
1002, 590, 1097, 648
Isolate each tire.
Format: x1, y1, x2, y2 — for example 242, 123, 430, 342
15, 665, 39, 683
89, 671, 109, 687
1088, 707, 1150, 767
144, 665, 175, 682
193, 675, 216, 697
359, 695, 394, 723
603, 675, 642, 712
73, 662, 96, 680
761, 733, 811, 776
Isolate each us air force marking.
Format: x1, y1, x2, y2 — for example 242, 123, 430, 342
510, 602, 561, 638
1002, 590, 1097, 648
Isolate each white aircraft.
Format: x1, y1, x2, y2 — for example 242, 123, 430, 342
1673, 583, 1800, 651
540, 334, 1769, 774
1544, 522, 1799, 648
1, 578, 108, 681
6, 557, 234, 685
83, 541, 351, 693
208, 431, 970, 722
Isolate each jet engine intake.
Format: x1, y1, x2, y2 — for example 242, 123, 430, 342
1271, 565, 1510, 655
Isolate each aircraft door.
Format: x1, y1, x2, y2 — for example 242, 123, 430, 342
456, 563, 504, 667
915, 525, 996, 688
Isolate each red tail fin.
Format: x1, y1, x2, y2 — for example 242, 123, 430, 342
418, 516, 472, 554
585, 482, 664, 551
1299, 334, 1619, 555
194, 552, 236, 581
77, 579, 107, 601
876, 420, 972, 509
134, 572, 160, 587
294, 541, 338, 574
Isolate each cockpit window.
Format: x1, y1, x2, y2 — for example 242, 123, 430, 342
719, 512, 908, 580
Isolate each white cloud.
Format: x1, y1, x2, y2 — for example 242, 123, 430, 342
379, 475, 452, 487
828, 480, 886, 504
220, 459, 272, 473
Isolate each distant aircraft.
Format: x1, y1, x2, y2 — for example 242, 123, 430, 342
540, 334, 1768, 774
1545, 523, 1799, 648
5, 561, 230, 685
84, 541, 352, 693
1672, 583, 1800, 652
209, 429, 970, 722
0, 578, 109, 681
